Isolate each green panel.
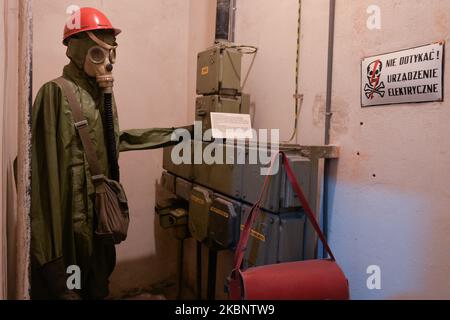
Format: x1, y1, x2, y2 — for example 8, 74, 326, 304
195, 95, 217, 133
280, 155, 312, 208
278, 212, 305, 262
193, 142, 243, 199
241, 205, 280, 268
163, 145, 194, 180
240, 150, 283, 212
188, 186, 213, 242
196, 47, 220, 95
240, 93, 250, 114
208, 195, 241, 249
196, 45, 242, 95
175, 177, 193, 202
220, 49, 242, 95
195, 95, 243, 133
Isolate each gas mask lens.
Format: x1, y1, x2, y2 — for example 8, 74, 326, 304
88, 46, 107, 64
87, 46, 116, 65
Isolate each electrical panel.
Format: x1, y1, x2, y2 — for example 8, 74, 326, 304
196, 46, 242, 95
196, 94, 250, 133
163, 143, 316, 213
241, 205, 280, 268
188, 186, 213, 242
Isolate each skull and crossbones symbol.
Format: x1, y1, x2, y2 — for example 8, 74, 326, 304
364, 60, 385, 99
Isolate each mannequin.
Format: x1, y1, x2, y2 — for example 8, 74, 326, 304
30, 7, 191, 299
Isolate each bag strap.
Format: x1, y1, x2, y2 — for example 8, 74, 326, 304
53, 77, 104, 179
281, 151, 335, 261
233, 151, 335, 271
233, 153, 278, 270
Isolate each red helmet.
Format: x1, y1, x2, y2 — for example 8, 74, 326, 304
63, 7, 121, 45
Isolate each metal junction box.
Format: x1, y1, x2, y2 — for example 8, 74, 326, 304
188, 186, 214, 242
163, 143, 317, 214
158, 207, 189, 229
192, 143, 244, 199
196, 46, 242, 95
196, 94, 250, 133
208, 195, 241, 250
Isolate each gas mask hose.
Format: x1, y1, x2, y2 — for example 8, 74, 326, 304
103, 90, 120, 181
83, 31, 121, 181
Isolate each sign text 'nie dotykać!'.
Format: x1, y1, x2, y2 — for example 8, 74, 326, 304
361, 42, 444, 107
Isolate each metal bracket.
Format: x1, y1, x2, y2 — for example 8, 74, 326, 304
280, 144, 340, 159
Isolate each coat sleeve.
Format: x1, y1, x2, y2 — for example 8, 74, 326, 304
119, 125, 193, 152
31, 81, 64, 267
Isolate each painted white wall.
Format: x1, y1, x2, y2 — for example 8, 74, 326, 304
328, 0, 450, 299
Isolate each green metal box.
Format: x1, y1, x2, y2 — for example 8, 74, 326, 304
192, 142, 244, 199
196, 46, 242, 95
188, 186, 214, 242
241, 205, 280, 268
158, 207, 189, 229
195, 94, 250, 133
162, 145, 193, 181
278, 211, 306, 262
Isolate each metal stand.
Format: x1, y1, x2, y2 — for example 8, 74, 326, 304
176, 239, 184, 300
196, 241, 202, 300
207, 248, 218, 300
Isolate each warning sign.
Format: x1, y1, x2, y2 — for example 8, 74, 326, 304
361, 42, 444, 107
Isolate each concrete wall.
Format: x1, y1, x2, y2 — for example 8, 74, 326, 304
236, 0, 450, 299
31, 0, 214, 298
328, 0, 450, 299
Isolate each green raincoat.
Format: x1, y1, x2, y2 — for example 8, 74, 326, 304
31, 32, 186, 299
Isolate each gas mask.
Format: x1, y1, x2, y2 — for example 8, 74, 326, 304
81, 31, 120, 181
83, 31, 118, 90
